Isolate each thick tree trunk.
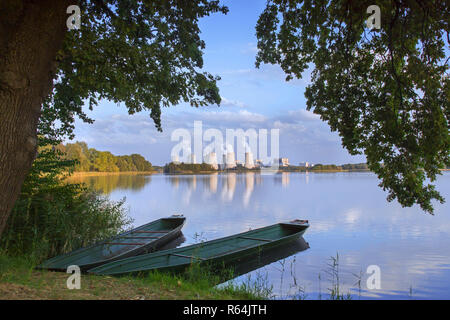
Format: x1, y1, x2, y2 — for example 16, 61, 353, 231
0, 0, 71, 236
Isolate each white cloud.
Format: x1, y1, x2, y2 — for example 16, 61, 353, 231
220, 96, 248, 108
287, 109, 321, 122
222, 63, 313, 87
241, 42, 258, 55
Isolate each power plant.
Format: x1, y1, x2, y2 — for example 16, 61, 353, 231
244, 152, 254, 169
205, 152, 218, 170
190, 154, 197, 164
225, 152, 236, 169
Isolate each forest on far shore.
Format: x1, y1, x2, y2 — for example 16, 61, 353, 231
57, 142, 153, 173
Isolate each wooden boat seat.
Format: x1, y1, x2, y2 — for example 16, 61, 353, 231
119, 236, 160, 239
104, 242, 146, 246
238, 236, 274, 242
133, 230, 171, 233
169, 253, 206, 261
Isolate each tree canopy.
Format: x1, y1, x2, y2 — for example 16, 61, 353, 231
0, 1, 228, 236
41, 0, 228, 142
255, 0, 449, 213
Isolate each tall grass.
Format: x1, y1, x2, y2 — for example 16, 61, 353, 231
228, 271, 274, 299
325, 253, 352, 300
0, 186, 131, 261
186, 261, 273, 299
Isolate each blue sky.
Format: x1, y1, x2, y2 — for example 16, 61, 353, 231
71, 0, 366, 166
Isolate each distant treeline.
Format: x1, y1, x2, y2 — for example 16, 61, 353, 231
57, 142, 153, 172
312, 163, 369, 171
280, 163, 369, 171
340, 163, 369, 170
164, 162, 215, 173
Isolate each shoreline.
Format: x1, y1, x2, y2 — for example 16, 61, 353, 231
68, 171, 159, 177
68, 169, 370, 176
66, 168, 449, 177
0, 255, 260, 300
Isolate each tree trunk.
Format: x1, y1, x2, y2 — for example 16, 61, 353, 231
0, 0, 71, 236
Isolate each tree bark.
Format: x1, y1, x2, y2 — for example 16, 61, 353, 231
0, 0, 71, 236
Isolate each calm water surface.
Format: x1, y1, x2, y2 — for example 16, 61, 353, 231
71, 172, 450, 299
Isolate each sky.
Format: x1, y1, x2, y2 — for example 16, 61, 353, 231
70, 0, 366, 166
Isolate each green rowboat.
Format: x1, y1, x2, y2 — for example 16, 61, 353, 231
37, 215, 186, 271
88, 219, 309, 276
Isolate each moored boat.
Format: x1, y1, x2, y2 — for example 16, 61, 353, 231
88, 219, 309, 276
37, 215, 186, 271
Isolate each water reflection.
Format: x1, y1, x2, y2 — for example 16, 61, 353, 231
273, 172, 290, 187
243, 172, 254, 207
71, 171, 450, 299
209, 173, 218, 193
67, 174, 151, 194
223, 237, 310, 281
72, 172, 265, 205
221, 173, 236, 202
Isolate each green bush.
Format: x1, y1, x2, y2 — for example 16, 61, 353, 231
0, 142, 132, 261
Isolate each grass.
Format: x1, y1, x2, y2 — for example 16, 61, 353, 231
0, 254, 267, 300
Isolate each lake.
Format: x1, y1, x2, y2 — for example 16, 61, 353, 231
69, 171, 450, 299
